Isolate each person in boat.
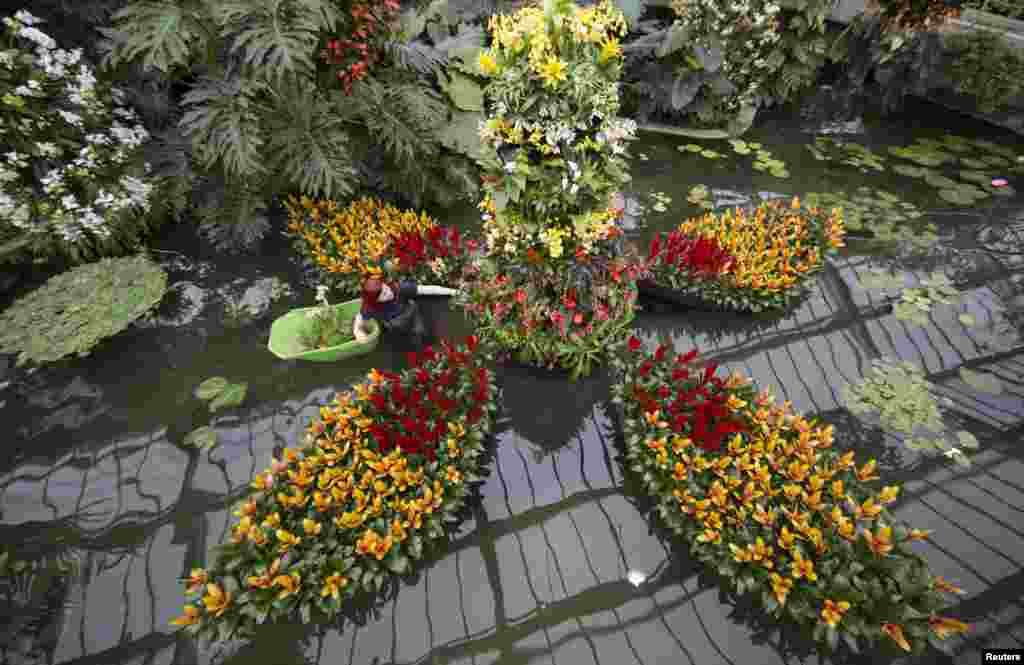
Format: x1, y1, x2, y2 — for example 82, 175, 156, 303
353, 277, 457, 343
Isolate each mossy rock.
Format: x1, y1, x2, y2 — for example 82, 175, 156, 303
0, 254, 168, 366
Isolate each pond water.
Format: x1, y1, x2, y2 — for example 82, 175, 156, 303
3, 97, 1024, 665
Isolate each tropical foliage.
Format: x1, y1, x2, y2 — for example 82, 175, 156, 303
944, 27, 1024, 114
0, 10, 163, 265
0, 253, 167, 366
97, 0, 477, 252
286, 195, 472, 297
642, 198, 846, 312
170, 336, 498, 641
613, 338, 971, 656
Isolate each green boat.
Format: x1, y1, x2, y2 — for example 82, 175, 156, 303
267, 298, 380, 362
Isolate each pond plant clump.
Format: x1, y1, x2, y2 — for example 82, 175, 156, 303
459, 0, 640, 378
285, 195, 471, 297
613, 339, 971, 656
171, 336, 498, 641
642, 198, 846, 312
0, 253, 167, 366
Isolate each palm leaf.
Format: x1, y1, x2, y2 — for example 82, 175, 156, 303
105, 0, 209, 72
179, 75, 270, 180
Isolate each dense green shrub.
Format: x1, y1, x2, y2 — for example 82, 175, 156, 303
944, 27, 1024, 113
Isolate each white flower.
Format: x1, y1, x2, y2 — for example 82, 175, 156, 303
58, 109, 83, 127
18, 26, 56, 50
504, 161, 517, 174
61, 194, 80, 210
14, 10, 41, 25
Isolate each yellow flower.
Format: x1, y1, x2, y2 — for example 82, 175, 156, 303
928, 615, 970, 639
276, 529, 301, 552
856, 459, 879, 482
303, 518, 322, 536
478, 50, 499, 75
597, 37, 621, 63
184, 568, 208, 594
321, 572, 348, 600
538, 57, 567, 87
446, 465, 463, 484
696, 528, 721, 544
201, 583, 232, 618
730, 542, 753, 563
907, 528, 931, 541
170, 604, 202, 626
882, 623, 912, 651
771, 572, 793, 605
262, 512, 282, 529
390, 518, 408, 542
790, 549, 816, 582
273, 572, 301, 600
820, 599, 850, 627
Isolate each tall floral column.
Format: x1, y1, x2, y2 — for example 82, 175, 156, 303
459, 0, 641, 379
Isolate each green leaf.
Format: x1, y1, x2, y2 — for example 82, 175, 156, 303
106, 1, 208, 73
182, 426, 219, 450
956, 430, 980, 449
441, 71, 484, 112
210, 382, 248, 412
196, 377, 229, 400
386, 554, 410, 574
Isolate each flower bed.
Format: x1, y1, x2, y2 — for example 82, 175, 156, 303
285, 195, 471, 297
612, 339, 970, 655
641, 198, 846, 312
171, 337, 498, 641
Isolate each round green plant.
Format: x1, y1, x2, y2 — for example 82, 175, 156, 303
0, 254, 167, 366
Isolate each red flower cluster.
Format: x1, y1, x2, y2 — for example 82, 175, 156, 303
366, 337, 488, 459
627, 337, 748, 452
319, 0, 401, 95
648, 232, 735, 277
391, 226, 465, 274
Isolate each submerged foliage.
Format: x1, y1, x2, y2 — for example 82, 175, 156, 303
643, 198, 845, 312
614, 340, 971, 656
170, 337, 498, 641
0, 254, 167, 366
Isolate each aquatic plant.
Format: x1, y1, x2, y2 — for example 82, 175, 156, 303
860, 268, 961, 325
285, 196, 438, 297
687, 184, 715, 209
0, 11, 162, 265
802, 188, 935, 256
613, 340, 971, 656
643, 198, 845, 312
170, 337, 498, 641
0, 254, 167, 366
806, 137, 887, 173
648, 191, 672, 213
840, 358, 979, 466
886, 135, 1022, 203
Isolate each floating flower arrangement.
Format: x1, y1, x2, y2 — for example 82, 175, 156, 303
613, 339, 970, 655
641, 198, 845, 312
171, 337, 498, 641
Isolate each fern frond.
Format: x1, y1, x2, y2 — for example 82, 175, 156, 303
212, 0, 337, 82
261, 80, 360, 201
105, 0, 211, 72
178, 74, 270, 181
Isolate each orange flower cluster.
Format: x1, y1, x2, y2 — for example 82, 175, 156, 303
285, 195, 437, 295
171, 339, 496, 637
675, 198, 845, 293
619, 343, 970, 654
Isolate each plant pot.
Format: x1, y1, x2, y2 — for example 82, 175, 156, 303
267, 298, 380, 361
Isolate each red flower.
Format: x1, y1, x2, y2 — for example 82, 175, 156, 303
407, 351, 419, 368
466, 335, 478, 352
677, 349, 699, 365
671, 368, 690, 381
563, 289, 577, 310
422, 346, 436, 362
371, 391, 387, 411
415, 368, 430, 385
657, 385, 672, 399
468, 405, 483, 423
639, 361, 653, 377
702, 363, 719, 384
574, 312, 584, 325
628, 336, 642, 352
654, 345, 668, 362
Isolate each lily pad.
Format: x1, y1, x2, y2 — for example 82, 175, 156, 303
769, 169, 790, 179
924, 173, 959, 189
892, 164, 926, 178
958, 170, 991, 184
956, 430, 980, 449
958, 367, 1003, 394
960, 157, 990, 170
195, 376, 229, 400
938, 188, 978, 205
700, 149, 722, 159
683, 144, 704, 153
183, 426, 219, 450
209, 381, 249, 412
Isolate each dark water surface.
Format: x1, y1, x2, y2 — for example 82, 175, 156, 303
3, 99, 1024, 665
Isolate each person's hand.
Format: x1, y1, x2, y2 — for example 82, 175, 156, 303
354, 327, 369, 343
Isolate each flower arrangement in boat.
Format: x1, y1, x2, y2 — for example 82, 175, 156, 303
285, 195, 470, 297
612, 338, 970, 655
642, 198, 845, 312
170, 337, 498, 642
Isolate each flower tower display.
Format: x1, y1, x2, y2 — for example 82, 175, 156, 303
460, 0, 641, 379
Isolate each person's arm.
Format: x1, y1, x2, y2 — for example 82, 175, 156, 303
353, 311, 375, 342
415, 284, 459, 296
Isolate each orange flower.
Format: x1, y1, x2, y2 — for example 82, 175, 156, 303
907, 528, 931, 541
170, 604, 202, 626
882, 623, 911, 651
863, 525, 894, 557
273, 572, 301, 600
856, 459, 879, 482
303, 518, 322, 536
184, 568, 208, 594
321, 572, 348, 600
928, 615, 970, 639
201, 583, 232, 618
790, 549, 816, 581
821, 599, 850, 627
771, 572, 793, 605
933, 576, 965, 595
877, 485, 900, 504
